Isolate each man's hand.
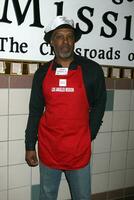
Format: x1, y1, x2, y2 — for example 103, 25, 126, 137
25, 150, 38, 167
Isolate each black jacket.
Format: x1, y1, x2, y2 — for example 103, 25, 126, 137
25, 54, 107, 150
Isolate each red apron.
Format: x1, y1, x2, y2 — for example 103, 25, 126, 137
38, 62, 91, 170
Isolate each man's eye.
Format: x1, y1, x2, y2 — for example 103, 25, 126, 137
68, 35, 74, 40
54, 34, 74, 40
55, 35, 63, 40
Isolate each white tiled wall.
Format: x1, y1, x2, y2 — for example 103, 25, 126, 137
93, 132, 111, 153
129, 111, 134, 130
0, 116, 8, 141
32, 166, 40, 185
8, 140, 25, 165
9, 115, 28, 140
125, 169, 134, 187
92, 153, 110, 174
0, 166, 8, 191
99, 111, 113, 132
0, 190, 7, 200
0, 88, 31, 200
0, 141, 8, 166
109, 170, 125, 190
127, 150, 134, 168
128, 131, 134, 149
8, 187, 31, 200
110, 151, 127, 171
58, 179, 71, 199
9, 89, 30, 115
111, 131, 128, 151
112, 111, 130, 131
92, 173, 109, 193
0, 89, 8, 115
113, 90, 131, 111
8, 164, 31, 189
0, 87, 134, 199
91, 89, 134, 194
130, 91, 134, 110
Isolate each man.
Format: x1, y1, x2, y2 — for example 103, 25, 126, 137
25, 15, 106, 200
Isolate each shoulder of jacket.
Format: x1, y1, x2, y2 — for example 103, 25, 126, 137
34, 61, 51, 76
76, 54, 102, 72
31, 61, 51, 84
38, 61, 51, 72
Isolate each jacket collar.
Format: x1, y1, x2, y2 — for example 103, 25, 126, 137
52, 53, 80, 70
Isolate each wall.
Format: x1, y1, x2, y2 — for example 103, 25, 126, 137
0, 75, 134, 200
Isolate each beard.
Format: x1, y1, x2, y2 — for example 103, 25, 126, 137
54, 45, 74, 59
59, 51, 72, 58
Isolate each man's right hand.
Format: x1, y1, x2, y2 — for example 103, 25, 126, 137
25, 150, 38, 167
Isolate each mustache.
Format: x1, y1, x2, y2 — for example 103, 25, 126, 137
61, 44, 71, 48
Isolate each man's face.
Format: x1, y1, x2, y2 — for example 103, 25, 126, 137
50, 28, 75, 59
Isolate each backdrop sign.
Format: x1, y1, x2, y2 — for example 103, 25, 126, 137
0, 0, 134, 67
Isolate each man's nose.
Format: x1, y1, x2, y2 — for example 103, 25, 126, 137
63, 36, 69, 43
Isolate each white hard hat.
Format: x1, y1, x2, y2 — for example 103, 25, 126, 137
44, 16, 82, 43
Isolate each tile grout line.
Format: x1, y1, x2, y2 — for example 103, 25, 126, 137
106, 98, 114, 199
124, 87, 133, 199
7, 76, 10, 200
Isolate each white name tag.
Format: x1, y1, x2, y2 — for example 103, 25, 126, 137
55, 68, 68, 75
59, 79, 67, 87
